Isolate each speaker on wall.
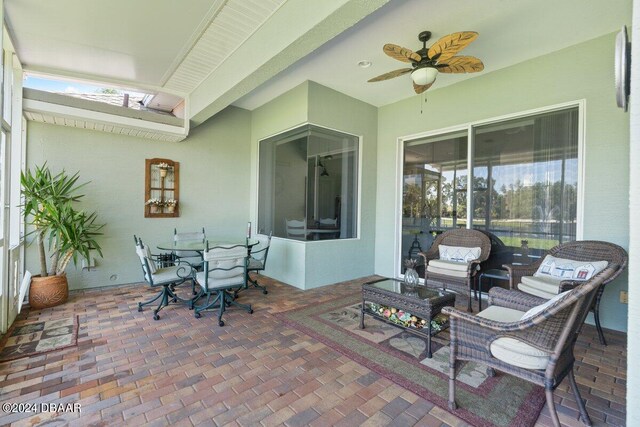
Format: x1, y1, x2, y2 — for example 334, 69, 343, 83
615, 25, 631, 112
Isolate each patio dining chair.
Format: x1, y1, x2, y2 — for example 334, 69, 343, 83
173, 227, 206, 267
134, 235, 195, 320
504, 240, 628, 345
245, 232, 272, 294
443, 264, 619, 427
419, 229, 491, 312
193, 243, 253, 326
285, 218, 307, 240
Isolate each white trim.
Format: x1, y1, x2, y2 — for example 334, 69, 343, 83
394, 99, 587, 277
394, 136, 403, 278
466, 123, 474, 227
576, 99, 586, 240
23, 98, 187, 136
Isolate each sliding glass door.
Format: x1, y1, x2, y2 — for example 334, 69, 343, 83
401, 130, 467, 273
472, 108, 579, 261
399, 105, 580, 275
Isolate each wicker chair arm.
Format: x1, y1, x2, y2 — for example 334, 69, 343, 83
467, 260, 482, 276
488, 288, 548, 311
558, 280, 584, 293
447, 311, 563, 355
441, 307, 506, 331
418, 252, 437, 270
503, 264, 538, 290
442, 306, 525, 332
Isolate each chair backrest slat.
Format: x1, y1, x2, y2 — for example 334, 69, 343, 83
202, 244, 248, 290
174, 228, 205, 257
285, 219, 307, 238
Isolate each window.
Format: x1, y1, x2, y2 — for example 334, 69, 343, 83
400, 106, 580, 272
258, 124, 359, 240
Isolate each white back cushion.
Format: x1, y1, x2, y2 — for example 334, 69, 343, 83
521, 291, 569, 320
534, 255, 607, 281
439, 245, 481, 263
204, 246, 247, 279
136, 245, 157, 274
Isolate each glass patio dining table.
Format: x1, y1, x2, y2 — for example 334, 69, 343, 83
156, 238, 259, 254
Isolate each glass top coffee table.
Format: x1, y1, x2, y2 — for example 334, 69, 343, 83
360, 278, 456, 358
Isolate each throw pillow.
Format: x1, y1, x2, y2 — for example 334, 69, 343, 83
439, 245, 482, 263
534, 255, 607, 281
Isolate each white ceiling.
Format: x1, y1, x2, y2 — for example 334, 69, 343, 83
5, 0, 632, 122
5, 0, 220, 87
233, 0, 632, 109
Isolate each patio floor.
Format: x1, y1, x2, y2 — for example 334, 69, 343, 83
0, 275, 626, 426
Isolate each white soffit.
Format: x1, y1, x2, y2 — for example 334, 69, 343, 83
4, 0, 218, 88
23, 89, 188, 142
163, 0, 286, 93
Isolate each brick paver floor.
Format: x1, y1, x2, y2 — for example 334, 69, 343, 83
0, 275, 626, 426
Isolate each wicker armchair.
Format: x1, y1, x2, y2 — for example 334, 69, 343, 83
443, 264, 619, 427
504, 240, 628, 345
419, 229, 491, 312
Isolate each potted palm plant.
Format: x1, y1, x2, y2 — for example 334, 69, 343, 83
21, 164, 104, 309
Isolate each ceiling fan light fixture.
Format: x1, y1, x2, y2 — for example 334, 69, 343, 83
411, 66, 438, 86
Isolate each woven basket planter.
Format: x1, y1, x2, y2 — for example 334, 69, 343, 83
29, 274, 69, 309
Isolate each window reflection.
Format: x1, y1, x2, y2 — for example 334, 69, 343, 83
401, 107, 579, 273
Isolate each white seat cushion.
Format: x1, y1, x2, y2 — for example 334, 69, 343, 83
196, 271, 244, 290
429, 259, 468, 272
477, 305, 550, 369
427, 265, 467, 278
477, 305, 525, 323
518, 275, 562, 299
151, 265, 185, 285
490, 338, 550, 370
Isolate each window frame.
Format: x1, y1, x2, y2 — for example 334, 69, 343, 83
395, 100, 586, 277
256, 122, 363, 242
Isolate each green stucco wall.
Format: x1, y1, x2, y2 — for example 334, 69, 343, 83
376, 33, 630, 331
25, 106, 252, 290
305, 82, 378, 288
250, 82, 310, 288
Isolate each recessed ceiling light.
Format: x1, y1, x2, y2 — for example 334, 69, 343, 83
358, 60, 372, 68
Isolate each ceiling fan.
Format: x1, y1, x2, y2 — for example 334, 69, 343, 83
368, 30, 484, 94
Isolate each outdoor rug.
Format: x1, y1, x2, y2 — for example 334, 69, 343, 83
277, 292, 546, 427
0, 316, 78, 362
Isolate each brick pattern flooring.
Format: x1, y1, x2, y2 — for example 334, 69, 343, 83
0, 275, 627, 426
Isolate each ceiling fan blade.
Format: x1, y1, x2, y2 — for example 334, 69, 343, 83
383, 44, 422, 63
428, 31, 478, 63
437, 56, 484, 73
368, 68, 413, 82
413, 81, 434, 94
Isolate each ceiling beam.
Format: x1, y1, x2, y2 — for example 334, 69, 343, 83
189, 0, 390, 126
